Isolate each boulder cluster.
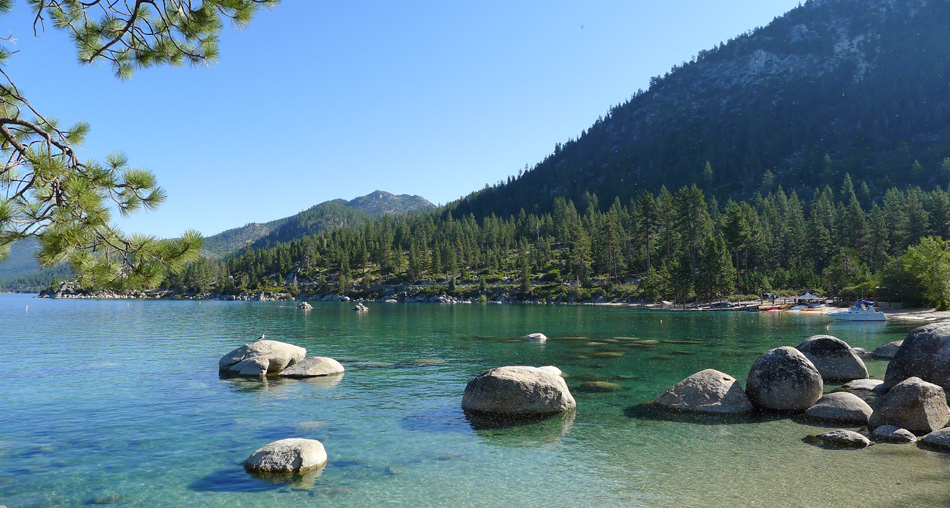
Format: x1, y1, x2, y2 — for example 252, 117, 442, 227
231, 322, 950, 485
651, 326, 950, 449
219, 339, 344, 378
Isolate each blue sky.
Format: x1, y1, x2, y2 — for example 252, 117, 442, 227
3, 1, 802, 238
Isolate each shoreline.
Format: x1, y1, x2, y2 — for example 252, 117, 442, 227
18, 290, 950, 323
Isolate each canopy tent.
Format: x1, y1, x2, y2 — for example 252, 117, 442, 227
796, 293, 821, 303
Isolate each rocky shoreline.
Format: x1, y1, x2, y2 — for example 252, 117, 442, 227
34, 281, 621, 305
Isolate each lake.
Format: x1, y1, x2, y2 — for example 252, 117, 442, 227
2, 294, 948, 507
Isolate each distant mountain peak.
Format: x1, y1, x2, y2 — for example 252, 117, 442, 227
345, 190, 434, 215
199, 190, 434, 259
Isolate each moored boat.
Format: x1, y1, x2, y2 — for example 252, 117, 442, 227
828, 301, 887, 321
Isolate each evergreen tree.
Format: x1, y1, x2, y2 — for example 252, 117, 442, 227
569, 222, 593, 284
0, 1, 276, 288
866, 203, 890, 272
673, 185, 711, 284
634, 190, 660, 272
696, 234, 736, 301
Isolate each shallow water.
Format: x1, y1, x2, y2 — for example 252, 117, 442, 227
2, 295, 948, 507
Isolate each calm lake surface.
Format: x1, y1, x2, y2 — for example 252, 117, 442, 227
2, 294, 948, 507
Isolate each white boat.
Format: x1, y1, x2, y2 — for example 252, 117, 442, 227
828, 301, 887, 321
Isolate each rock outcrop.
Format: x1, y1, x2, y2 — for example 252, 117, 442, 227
868, 377, 950, 434
804, 392, 872, 424
838, 379, 885, 393
872, 425, 917, 444
795, 335, 868, 381
745, 346, 823, 412
871, 340, 903, 359
525, 333, 548, 343
812, 429, 871, 448
883, 324, 950, 392
461, 366, 575, 415
920, 428, 950, 449
219, 339, 306, 377
244, 438, 328, 474
297, 302, 313, 310
653, 369, 753, 414
279, 357, 345, 378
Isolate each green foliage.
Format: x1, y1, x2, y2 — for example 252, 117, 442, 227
895, 237, 950, 310
0, 1, 278, 289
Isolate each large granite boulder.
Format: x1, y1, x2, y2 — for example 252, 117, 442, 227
219, 339, 306, 377
653, 369, 753, 414
812, 429, 871, 448
795, 335, 868, 381
804, 392, 873, 424
745, 346, 823, 412
461, 366, 575, 415
871, 340, 903, 359
525, 333, 548, 343
244, 438, 327, 474
869, 377, 950, 434
884, 324, 950, 391
872, 425, 917, 444
279, 357, 345, 378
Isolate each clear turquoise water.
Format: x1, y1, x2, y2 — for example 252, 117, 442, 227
2, 294, 949, 507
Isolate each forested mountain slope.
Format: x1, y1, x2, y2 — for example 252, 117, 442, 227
201, 191, 433, 258
449, 0, 950, 218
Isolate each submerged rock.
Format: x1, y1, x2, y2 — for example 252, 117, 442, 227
812, 429, 871, 448
804, 392, 872, 424
872, 425, 917, 444
219, 339, 306, 377
525, 333, 548, 342
795, 335, 868, 381
884, 324, 950, 392
244, 438, 328, 474
279, 357, 345, 378
869, 377, 950, 434
577, 381, 622, 393
745, 346, 823, 412
461, 366, 575, 415
871, 340, 903, 359
653, 369, 753, 414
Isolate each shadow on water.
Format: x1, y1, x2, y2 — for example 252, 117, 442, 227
463, 410, 576, 446
218, 373, 343, 393
401, 405, 472, 434
788, 413, 870, 430
623, 403, 788, 425
189, 466, 324, 493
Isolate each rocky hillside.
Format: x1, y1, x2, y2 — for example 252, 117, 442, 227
450, 0, 950, 218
